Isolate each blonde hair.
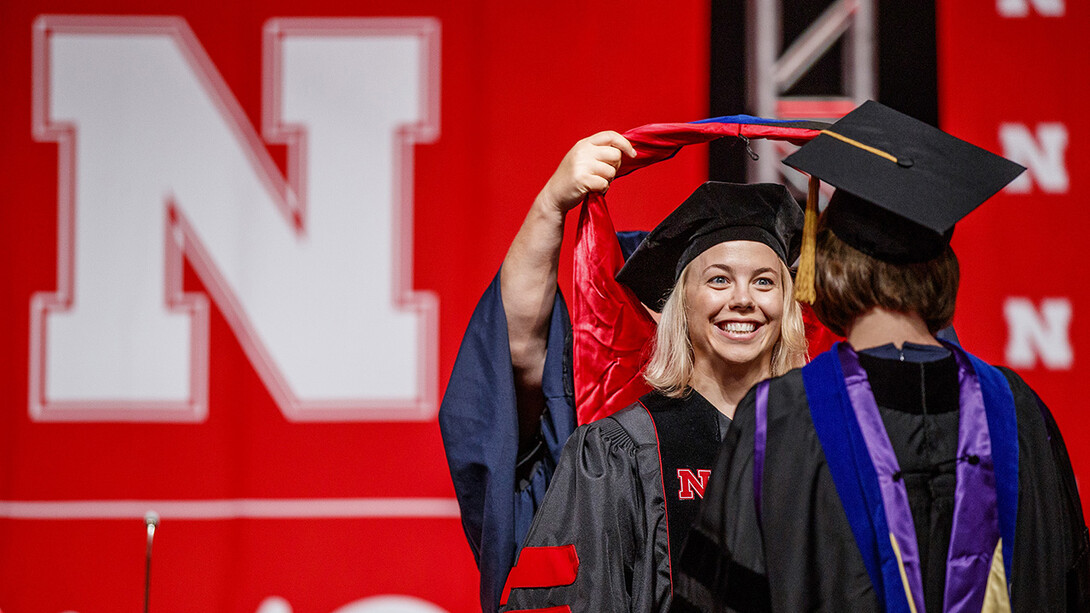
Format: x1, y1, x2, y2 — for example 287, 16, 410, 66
643, 259, 808, 397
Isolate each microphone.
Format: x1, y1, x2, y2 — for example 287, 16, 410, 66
144, 511, 160, 613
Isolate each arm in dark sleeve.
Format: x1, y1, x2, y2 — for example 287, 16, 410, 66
438, 272, 577, 612
1033, 392, 1090, 611
502, 417, 664, 613
998, 368, 1089, 612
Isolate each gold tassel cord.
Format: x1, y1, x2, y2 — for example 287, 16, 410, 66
819, 129, 899, 164
792, 129, 899, 303
793, 175, 820, 304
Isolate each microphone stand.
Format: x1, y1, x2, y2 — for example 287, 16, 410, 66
144, 511, 159, 613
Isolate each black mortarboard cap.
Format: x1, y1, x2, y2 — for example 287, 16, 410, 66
783, 100, 1025, 263
616, 181, 804, 311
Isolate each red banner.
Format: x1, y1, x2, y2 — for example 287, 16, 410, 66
939, 0, 1088, 519
5, 1, 1082, 610
0, 1, 708, 610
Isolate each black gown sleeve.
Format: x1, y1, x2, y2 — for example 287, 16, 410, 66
438, 271, 578, 612
1040, 395, 1090, 612
502, 412, 671, 613
998, 368, 1090, 612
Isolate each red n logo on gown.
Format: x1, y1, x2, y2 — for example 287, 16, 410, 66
677, 468, 712, 500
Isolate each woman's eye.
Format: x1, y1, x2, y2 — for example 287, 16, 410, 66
754, 277, 775, 287
709, 275, 728, 285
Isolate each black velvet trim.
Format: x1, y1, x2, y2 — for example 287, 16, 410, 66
641, 391, 722, 585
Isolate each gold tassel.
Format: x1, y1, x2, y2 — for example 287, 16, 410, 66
793, 175, 819, 304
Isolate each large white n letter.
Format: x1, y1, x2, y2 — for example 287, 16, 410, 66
997, 0, 1065, 17
999, 123, 1069, 193
31, 16, 440, 421
1004, 297, 1073, 370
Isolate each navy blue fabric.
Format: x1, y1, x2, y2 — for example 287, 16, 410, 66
691, 114, 813, 125
858, 341, 951, 362
802, 346, 906, 613
438, 272, 576, 612
967, 352, 1020, 581
616, 230, 649, 261
936, 325, 961, 346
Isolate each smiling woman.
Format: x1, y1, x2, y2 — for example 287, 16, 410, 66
501, 180, 808, 612
646, 240, 806, 406
625, 182, 808, 417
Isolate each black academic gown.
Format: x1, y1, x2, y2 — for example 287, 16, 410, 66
441, 232, 651, 612
439, 273, 576, 612
672, 346, 1090, 613
502, 391, 729, 613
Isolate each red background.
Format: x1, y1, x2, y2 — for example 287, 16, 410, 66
939, 0, 1089, 509
0, 0, 1085, 611
0, 1, 707, 611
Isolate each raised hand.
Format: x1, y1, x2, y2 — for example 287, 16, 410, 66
537, 131, 637, 215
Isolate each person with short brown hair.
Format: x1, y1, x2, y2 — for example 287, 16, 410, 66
811, 209, 960, 338
672, 101, 1089, 613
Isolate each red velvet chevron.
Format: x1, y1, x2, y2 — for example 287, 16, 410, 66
499, 544, 579, 607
